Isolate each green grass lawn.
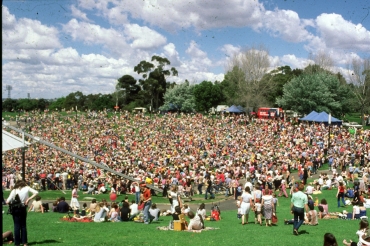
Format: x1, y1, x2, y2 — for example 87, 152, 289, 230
2, 189, 360, 246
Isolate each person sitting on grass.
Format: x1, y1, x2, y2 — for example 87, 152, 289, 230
89, 199, 98, 216
129, 200, 139, 221
343, 219, 370, 246
57, 196, 70, 213
93, 202, 109, 222
2, 231, 14, 245
149, 203, 161, 222
196, 203, 207, 220
210, 205, 221, 221
120, 202, 130, 222
306, 202, 318, 226
323, 233, 338, 246
182, 204, 190, 216
109, 204, 120, 222
186, 211, 204, 232
28, 195, 44, 213
318, 199, 329, 219
80, 203, 87, 216
172, 206, 182, 221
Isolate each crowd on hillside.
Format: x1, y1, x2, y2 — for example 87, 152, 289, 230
2, 111, 370, 200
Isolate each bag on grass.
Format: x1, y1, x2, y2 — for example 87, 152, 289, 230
272, 214, 278, 224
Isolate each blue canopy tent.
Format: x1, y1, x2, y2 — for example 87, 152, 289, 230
236, 105, 246, 113
299, 111, 318, 121
226, 105, 244, 113
299, 111, 342, 125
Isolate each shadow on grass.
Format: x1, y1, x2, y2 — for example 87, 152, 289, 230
299, 230, 309, 235
29, 239, 61, 245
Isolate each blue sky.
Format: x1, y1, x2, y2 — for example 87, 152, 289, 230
2, 0, 370, 99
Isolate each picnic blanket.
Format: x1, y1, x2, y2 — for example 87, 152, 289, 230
60, 217, 93, 223
156, 226, 219, 232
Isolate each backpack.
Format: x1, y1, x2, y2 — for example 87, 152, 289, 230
7, 193, 22, 215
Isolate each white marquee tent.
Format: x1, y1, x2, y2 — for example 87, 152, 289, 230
2, 129, 30, 152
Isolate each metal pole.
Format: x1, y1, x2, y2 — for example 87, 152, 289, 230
22, 132, 26, 181
22, 147, 26, 181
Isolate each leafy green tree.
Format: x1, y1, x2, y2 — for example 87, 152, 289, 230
92, 94, 114, 111
276, 72, 351, 116
37, 98, 49, 111
160, 81, 195, 112
260, 66, 299, 106
17, 99, 38, 111
193, 81, 225, 112
2, 98, 18, 112
49, 97, 66, 111
63, 91, 85, 111
134, 55, 178, 111
116, 75, 141, 108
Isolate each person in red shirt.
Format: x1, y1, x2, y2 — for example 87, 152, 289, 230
39, 171, 47, 191
142, 185, 154, 224
211, 206, 221, 221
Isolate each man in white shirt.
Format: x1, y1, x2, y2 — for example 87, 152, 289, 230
305, 185, 315, 195
187, 211, 203, 231
129, 200, 139, 220
61, 171, 68, 190
321, 178, 332, 190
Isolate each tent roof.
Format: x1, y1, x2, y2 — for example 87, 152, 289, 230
2, 130, 30, 152
226, 105, 243, 113
299, 111, 318, 121
299, 111, 342, 124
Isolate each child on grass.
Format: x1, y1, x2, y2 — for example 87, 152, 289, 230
254, 199, 262, 225
236, 196, 242, 219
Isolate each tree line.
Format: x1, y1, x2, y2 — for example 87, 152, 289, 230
2, 49, 370, 124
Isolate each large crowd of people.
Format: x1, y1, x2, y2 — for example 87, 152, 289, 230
3, 110, 370, 241
2, 111, 369, 195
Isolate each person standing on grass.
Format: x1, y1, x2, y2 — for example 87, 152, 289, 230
71, 185, 80, 215
262, 187, 274, 227
337, 181, 347, 207
239, 186, 253, 225
205, 177, 215, 200
290, 183, 309, 236
6, 180, 38, 246
142, 184, 154, 224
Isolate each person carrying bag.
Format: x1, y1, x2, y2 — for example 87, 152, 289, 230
6, 180, 38, 246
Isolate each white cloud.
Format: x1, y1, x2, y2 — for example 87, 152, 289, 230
221, 44, 241, 57
316, 13, 370, 52
162, 43, 181, 67
124, 24, 167, 49
71, 5, 91, 22
78, 0, 265, 31
262, 9, 314, 42
2, 6, 62, 54
281, 54, 311, 69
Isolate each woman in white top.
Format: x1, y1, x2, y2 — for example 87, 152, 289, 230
168, 185, 181, 213
6, 180, 38, 246
239, 186, 253, 225
71, 185, 80, 215
196, 203, 206, 220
